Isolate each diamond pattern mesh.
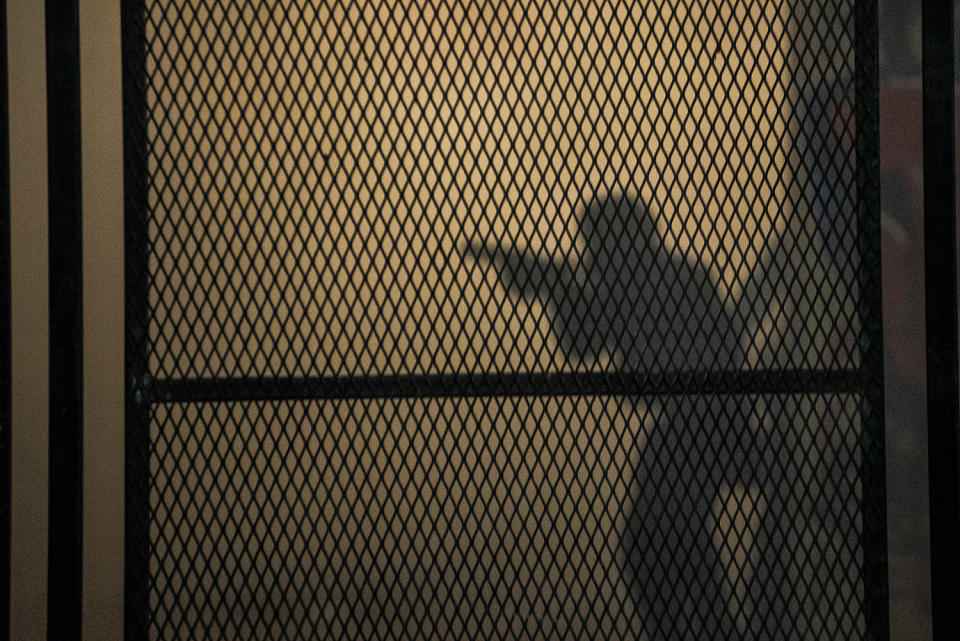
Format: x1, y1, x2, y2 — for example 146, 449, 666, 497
122, 0, 885, 639
146, 395, 864, 640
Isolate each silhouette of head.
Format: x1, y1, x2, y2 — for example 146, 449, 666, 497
579, 193, 653, 267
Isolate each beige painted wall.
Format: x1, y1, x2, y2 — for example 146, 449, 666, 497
80, 0, 124, 638
9, 0, 49, 638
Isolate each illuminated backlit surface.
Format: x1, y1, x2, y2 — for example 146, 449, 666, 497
127, 1, 878, 639
142, 0, 857, 379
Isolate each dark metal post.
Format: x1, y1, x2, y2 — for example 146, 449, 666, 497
45, 0, 82, 637
922, 0, 960, 638
856, 1, 890, 639
121, 0, 151, 638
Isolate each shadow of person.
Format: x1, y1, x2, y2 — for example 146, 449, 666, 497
464, 193, 783, 640
465, 194, 738, 372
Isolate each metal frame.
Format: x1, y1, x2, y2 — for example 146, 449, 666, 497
922, 0, 960, 638
855, 1, 890, 638
141, 370, 866, 404
119, 2, 889, 639
120, 0, 150, 637
45, 0, 83, 637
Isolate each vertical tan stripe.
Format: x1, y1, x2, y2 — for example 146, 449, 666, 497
9, 0, 49, 637
80, 0, 125, 637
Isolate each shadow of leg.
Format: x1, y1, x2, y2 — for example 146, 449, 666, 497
621, 414, 744, 641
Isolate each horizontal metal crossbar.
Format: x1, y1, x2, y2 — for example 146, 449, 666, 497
140, 369, 864, 405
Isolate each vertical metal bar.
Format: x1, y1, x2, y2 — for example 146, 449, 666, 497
45, 0, 82, 638
121, 0, 151, 638
856, 1, 890, 639
922, 0, 960, 638
0, 0, 10, 636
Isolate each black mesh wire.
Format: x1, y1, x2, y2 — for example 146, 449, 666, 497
122, 0, 885, 639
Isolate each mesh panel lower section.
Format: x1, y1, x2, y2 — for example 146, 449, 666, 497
148, 395, 863, 640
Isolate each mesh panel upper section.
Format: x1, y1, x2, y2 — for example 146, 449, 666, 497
138, 0, 860, 380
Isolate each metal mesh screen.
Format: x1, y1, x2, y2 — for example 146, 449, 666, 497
122, 0, 886, 639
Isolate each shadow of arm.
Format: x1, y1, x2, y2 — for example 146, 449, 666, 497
464, 241, 575, 301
